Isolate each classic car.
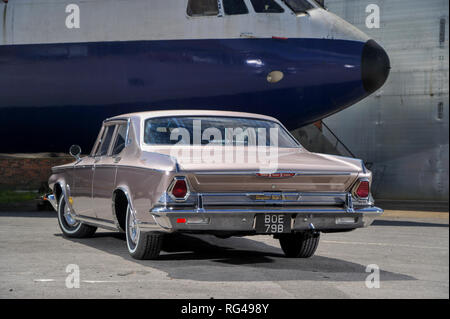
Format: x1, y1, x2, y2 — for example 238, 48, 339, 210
48, 110, 383, 260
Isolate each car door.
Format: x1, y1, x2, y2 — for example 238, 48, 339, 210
92, 122, 127, 221
71, 126, 106, 217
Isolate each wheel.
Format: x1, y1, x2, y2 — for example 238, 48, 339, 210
279, 232, 320, 258
57, 195, 97, 238
125, 203, 162, 260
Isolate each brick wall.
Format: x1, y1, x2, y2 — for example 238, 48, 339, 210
0, 157, 73, 190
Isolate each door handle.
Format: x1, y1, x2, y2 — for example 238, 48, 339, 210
114, 156, 121, 163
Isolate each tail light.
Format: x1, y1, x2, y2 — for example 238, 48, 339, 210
170, 177, 188, 200
355, 180, 370, 198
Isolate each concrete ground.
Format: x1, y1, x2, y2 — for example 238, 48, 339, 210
0, 209, 448, 299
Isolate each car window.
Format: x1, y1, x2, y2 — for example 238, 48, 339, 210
90, 127, 105, 156
187, 0, 219, 16
250, 0, 284, 13
144, 116, 300, 148
111, 124, 128, 156
223, 0, 249, 15
96, 125, 115, 156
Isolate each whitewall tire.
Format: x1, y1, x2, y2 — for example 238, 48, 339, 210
57, 195, 97, 238
125, 204, 162, 260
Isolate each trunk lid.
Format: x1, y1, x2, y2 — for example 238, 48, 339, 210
148, 146, 363, 193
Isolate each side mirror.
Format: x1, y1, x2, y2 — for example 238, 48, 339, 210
69, 145, 82, 160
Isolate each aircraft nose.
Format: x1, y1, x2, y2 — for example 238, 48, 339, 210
362, 40, 391, 94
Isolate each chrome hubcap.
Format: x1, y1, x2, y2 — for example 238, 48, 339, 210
128, 207, 139, 245
64, 204, 77, 226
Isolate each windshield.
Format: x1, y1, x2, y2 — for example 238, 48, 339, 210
281, 0, 315, 13
144, 116, 300, 148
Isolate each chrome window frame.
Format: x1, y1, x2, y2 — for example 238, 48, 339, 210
109, 119, 131, 157
90, 125, 106, 157
94, 123, 117, 157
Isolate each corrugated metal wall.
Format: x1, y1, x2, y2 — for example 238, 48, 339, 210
324, 0, 449, 201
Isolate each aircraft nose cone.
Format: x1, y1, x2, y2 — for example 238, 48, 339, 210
362, 40, 391, 94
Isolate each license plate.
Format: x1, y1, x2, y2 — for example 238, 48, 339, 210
255, 214, 291, 234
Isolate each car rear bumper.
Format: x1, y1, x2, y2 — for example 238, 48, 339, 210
139, 206, 383, 233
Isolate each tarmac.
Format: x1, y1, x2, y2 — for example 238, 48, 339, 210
0, 208, 448, 299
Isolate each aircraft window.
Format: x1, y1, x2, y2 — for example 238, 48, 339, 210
282, 0, 315, 13
223, 0, 249, 15
311, 0, 324, 8
187, 0, 219, 16
250, 0, 284, 13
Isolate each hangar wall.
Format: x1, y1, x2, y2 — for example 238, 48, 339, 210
322, 0, 449, 201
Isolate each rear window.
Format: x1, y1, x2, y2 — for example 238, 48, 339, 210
144, 116, 300, 148
250, 0, 284, 13
281, 0, 315, 13
187, 0, 219, 16
223, 0, 249, 15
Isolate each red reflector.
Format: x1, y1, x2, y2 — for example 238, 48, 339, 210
282, 173, 295, 177
172, 179, 188, 198
272, 36, 288, 40
176, 218, 186, 224
356, 181, 370, 198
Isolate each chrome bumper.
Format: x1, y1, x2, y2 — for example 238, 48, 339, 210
46, 194, 58, 211
140, 206, 383, 233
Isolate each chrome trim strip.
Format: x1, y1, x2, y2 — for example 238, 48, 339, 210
60, 181, 73, 212
360, 160, 367, 174
97, 164, 170, 173
201, 192, 349, 206
75, 215, 119, 231
104, 117, 129, 123
346, 193, 355, 213
199, 192, 348, 197
154, 191, 371, 208
190, 170, 353, 176
151, 206, 383, 214
125, 118, 131, 146
112, 186, 135, 232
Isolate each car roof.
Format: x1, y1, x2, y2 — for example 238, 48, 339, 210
106, 110, 281, 123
